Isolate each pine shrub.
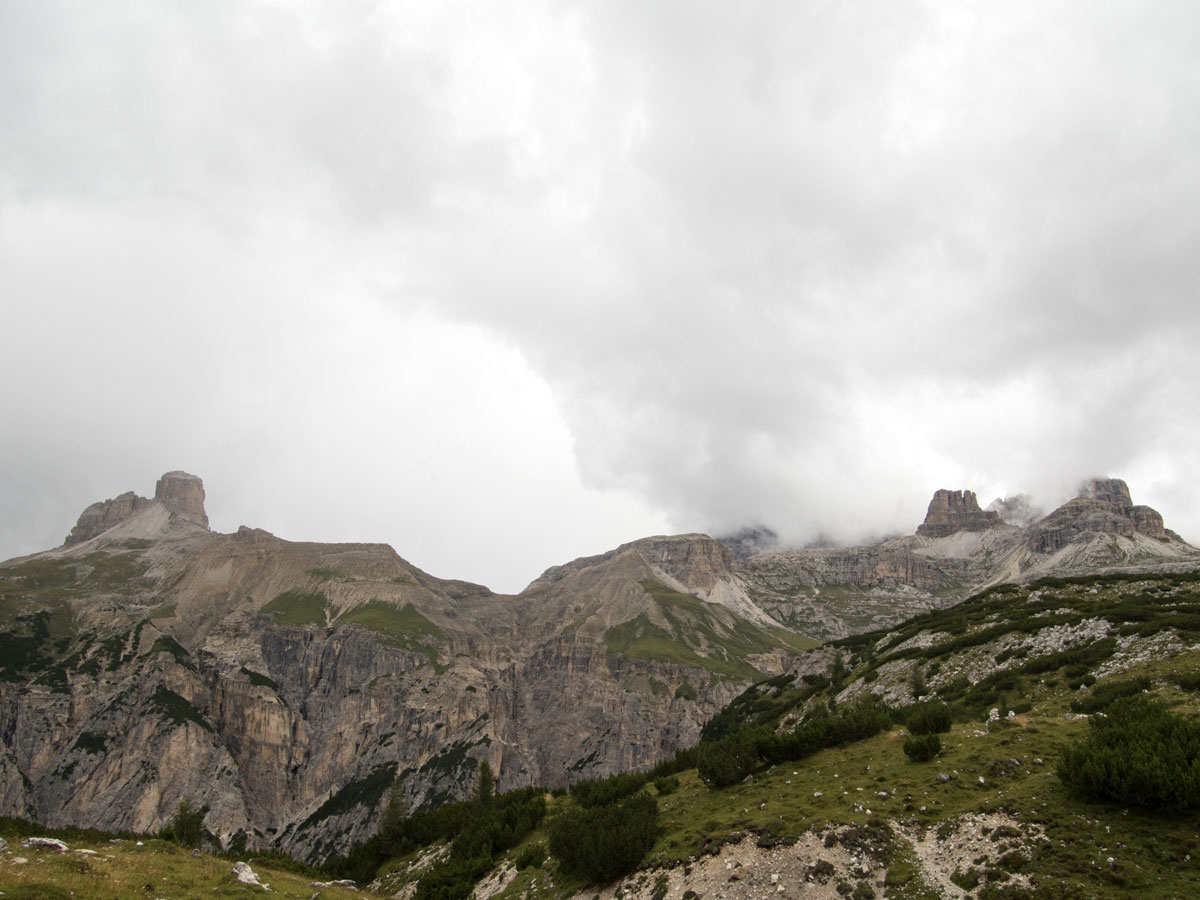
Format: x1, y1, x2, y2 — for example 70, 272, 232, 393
902, 733, 941, 762
1058, 695, 1200, 812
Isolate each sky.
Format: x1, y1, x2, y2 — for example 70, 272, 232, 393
3, 1, 1199, 593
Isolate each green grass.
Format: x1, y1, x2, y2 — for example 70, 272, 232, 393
0, 831, 367, 899
336, 602, 444, 665
603, 581, 807, 682
297, 763, 399, 831
261, 591, 328, 626
150, 686, 212, 732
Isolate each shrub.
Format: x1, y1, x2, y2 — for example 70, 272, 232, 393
654, 776, 679, 795
898, 701, 952, 735
160, 798, 205, 848
549, 792, 658, 883
570, 772, 647, 808
1069, 677, 1151, 714
903, 733, 942, 762
1058, 695, 1200, 812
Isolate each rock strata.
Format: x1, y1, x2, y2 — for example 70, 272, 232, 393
65, 471, 209, 545
1027, 478, 1166, 552
154, 471, 209, 528
64, 491, 153, 545
916, 490, 1000, 538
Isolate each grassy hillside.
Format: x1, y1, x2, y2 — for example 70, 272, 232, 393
9, 570, 1200, 899
0, 819, 364, 900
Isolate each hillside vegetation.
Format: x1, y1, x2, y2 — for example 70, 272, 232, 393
8, 571, 1200, 899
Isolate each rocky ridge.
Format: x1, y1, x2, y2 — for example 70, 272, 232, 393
0, 471, 1196, 862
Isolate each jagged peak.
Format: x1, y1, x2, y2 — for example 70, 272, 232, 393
64, 471, 209, 546
916, 488, 1001, 538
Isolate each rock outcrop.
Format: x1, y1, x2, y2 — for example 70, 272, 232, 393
986, 494, 1043, 528
64, 491, 154, 545
916, 490, 1001, 538
1027, 478, 1166, 552
64, 471, 208, 545
154, 471, 208, 528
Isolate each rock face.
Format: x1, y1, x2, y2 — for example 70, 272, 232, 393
154, 471, 208, 528
3, 471, 1198, 860
986, 494, 1043, 528
1027, 477, 1166, 552
735, 479, 1197, 640
1, 494, 779, 860
916, 490, 1001, 538
65, 492, 153, 545
64, 472, 208, 545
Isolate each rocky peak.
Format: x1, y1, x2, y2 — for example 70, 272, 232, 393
63, 471, 209, 545
916, 489, 1001, 538
1027, 476, 1166, 552
64, 491, 153, 545
1079, 477, 1134, 507
986, 494, 1043, 528
155, 471, 208, 528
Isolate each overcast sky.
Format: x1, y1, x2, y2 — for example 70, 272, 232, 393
3, 1, 1199, 593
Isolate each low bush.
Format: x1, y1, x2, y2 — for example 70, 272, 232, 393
903, 733, 942, 762
548, 792, 658, 883
1058, 695, 1200, 812
896, 701, 952, 735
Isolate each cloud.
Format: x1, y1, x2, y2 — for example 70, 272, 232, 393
3, 1, 1199, 590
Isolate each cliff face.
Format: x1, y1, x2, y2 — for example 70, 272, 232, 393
735, 479, 1198, 640
0, 487, 765, 859
915, 489, 1001, 538
64, 471, 209, 545
2, 472, 1196, 860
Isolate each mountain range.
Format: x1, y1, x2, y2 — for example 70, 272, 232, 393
0, 471, 1195, 860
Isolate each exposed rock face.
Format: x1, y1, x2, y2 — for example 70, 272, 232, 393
916, 490, 1001, 538
154, 471, 208, 528
64, 472, 208, 545
986, 494, 1043, 528
4, 471, 1198, 860
736, 478, 1197, 641
1027, 477, 1166, 553
65, 492, 153, 545
716, 526, 780, 560
1, 496, 773, 859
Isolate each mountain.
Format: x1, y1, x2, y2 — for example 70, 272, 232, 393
734, 478, 1198, 640
0, 472, 1195, 862
0, 478, 803, 860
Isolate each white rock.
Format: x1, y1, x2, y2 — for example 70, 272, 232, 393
22, 838, 68, 852
233, 860, 270, 890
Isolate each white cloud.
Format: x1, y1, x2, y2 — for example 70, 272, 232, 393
3, 0, 1199, 587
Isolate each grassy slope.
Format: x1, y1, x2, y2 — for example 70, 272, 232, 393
603, 580, 816, 682
9, 570, 1200, 899
0, 833, 366, 900
442, 572, 1200, 900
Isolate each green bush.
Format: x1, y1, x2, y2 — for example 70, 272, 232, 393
903, 733, 942, 762
1058, 695, 1200, 812
159, 798, 205, 848
1069, 677, 1151, 714
897, 701, 952, 735
654, 775, 680, 795
569, 771, 648, 808
548, 792, 658, 884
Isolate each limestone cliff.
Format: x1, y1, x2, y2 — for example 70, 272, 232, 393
2, 471, 1197, 862
0, 496, 780, 860
65, 471, 209, 545
735, 480, 1198, 640
915, 489, 1000, 537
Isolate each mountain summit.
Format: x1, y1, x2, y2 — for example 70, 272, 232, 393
0, 471, 1196, 859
